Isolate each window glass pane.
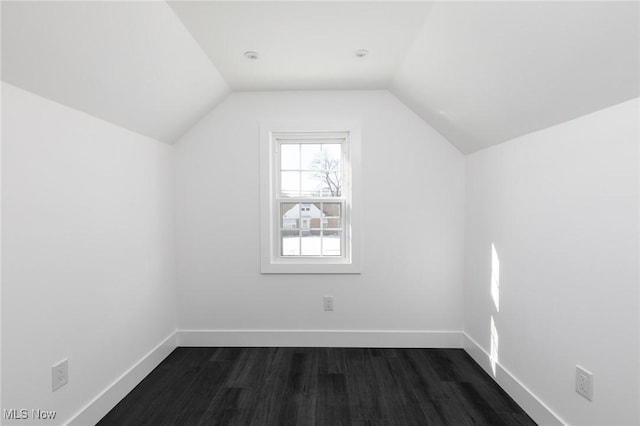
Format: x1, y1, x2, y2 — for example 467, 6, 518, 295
309, 203, 323, 229
301, 172, 323, 197
323, 144, 342, 165
281, 171, 300, 197
301, 144, 321, 170
283, 203, 324, 231
281, 230, 300, 256
322, 203, 342, 229
299, 172, 342, 198
301, 229, 322, 256
281, 144, 300, 170
299, 203, 312, 231
280, 203, 299, 229
319, 170, 342, 197
322, 231, 342, 256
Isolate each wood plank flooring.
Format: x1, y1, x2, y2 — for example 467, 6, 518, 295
98, 348, 536, 426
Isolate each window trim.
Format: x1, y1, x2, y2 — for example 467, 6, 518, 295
260, 119, 362, 274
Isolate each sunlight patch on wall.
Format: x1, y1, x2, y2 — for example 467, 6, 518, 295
491, 243, 500, 312
490, 315, 499, 377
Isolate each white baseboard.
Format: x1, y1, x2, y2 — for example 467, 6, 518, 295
177, 329, 463, 348
463, 333, 565, 426
66, 332, 177, 426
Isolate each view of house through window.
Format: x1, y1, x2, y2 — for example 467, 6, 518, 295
275, 135, 348, 258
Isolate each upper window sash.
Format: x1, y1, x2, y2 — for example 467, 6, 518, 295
274, 134, 348, 202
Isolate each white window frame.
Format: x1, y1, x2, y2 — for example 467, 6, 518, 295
260, 120, 362, 274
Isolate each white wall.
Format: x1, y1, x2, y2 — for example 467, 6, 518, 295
7, 82, 634, 425
464, 98, 639, 425
175, 91, 465, 337
1, 83, 176, 425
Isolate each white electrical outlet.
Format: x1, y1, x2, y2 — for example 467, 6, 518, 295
575, 365, 593, 401
52, 359, 69, 392
323, 296, 334, 311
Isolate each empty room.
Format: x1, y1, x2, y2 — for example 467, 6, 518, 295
1, 1, 638, 425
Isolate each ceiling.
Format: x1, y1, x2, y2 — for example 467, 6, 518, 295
1, 1, 230, 144
391, 1, 640, 153
168, 1, 431, 91
2, 1, 639, 153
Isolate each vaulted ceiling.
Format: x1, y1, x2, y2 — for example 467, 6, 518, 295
2, 1, 230, 144
2, 1, 638, 153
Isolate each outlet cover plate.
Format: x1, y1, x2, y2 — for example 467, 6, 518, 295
52, 359, 69, 392
323, 296, 334, 311
575, 365, 593, 401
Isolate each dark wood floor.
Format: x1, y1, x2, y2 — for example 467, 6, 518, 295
98, 347, 536, 426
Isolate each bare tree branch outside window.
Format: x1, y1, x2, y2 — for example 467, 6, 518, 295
312, 149, 341, 197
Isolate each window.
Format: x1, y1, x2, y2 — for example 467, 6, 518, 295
260, 121, 361, 274
278, 137, 345, 257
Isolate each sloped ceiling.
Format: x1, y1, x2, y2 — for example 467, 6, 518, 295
2, 1, 639, 152
392, 1, 640, 153
1, 1, 230, 144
